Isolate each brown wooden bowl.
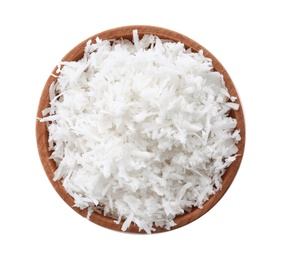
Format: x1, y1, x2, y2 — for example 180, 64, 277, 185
36, 25, 245, 234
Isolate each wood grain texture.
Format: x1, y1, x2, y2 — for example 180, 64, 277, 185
36, 25, 246, 234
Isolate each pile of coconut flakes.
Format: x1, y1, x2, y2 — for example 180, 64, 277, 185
40, 30, 241, 233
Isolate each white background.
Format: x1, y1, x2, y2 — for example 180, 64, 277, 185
1, 0, 280, 259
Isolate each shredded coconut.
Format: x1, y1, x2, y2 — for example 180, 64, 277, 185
40, 30, 240, 233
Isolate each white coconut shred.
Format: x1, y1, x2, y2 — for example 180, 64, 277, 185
40, 30, 241, 233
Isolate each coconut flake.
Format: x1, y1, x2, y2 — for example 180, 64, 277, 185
40, 31, 240, 233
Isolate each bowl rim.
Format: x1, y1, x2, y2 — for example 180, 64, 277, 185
36, 25, 246, 234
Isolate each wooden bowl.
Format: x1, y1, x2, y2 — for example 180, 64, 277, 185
36, 25, 245, 234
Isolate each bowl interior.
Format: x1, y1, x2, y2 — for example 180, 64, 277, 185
36, 25, 245, 233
